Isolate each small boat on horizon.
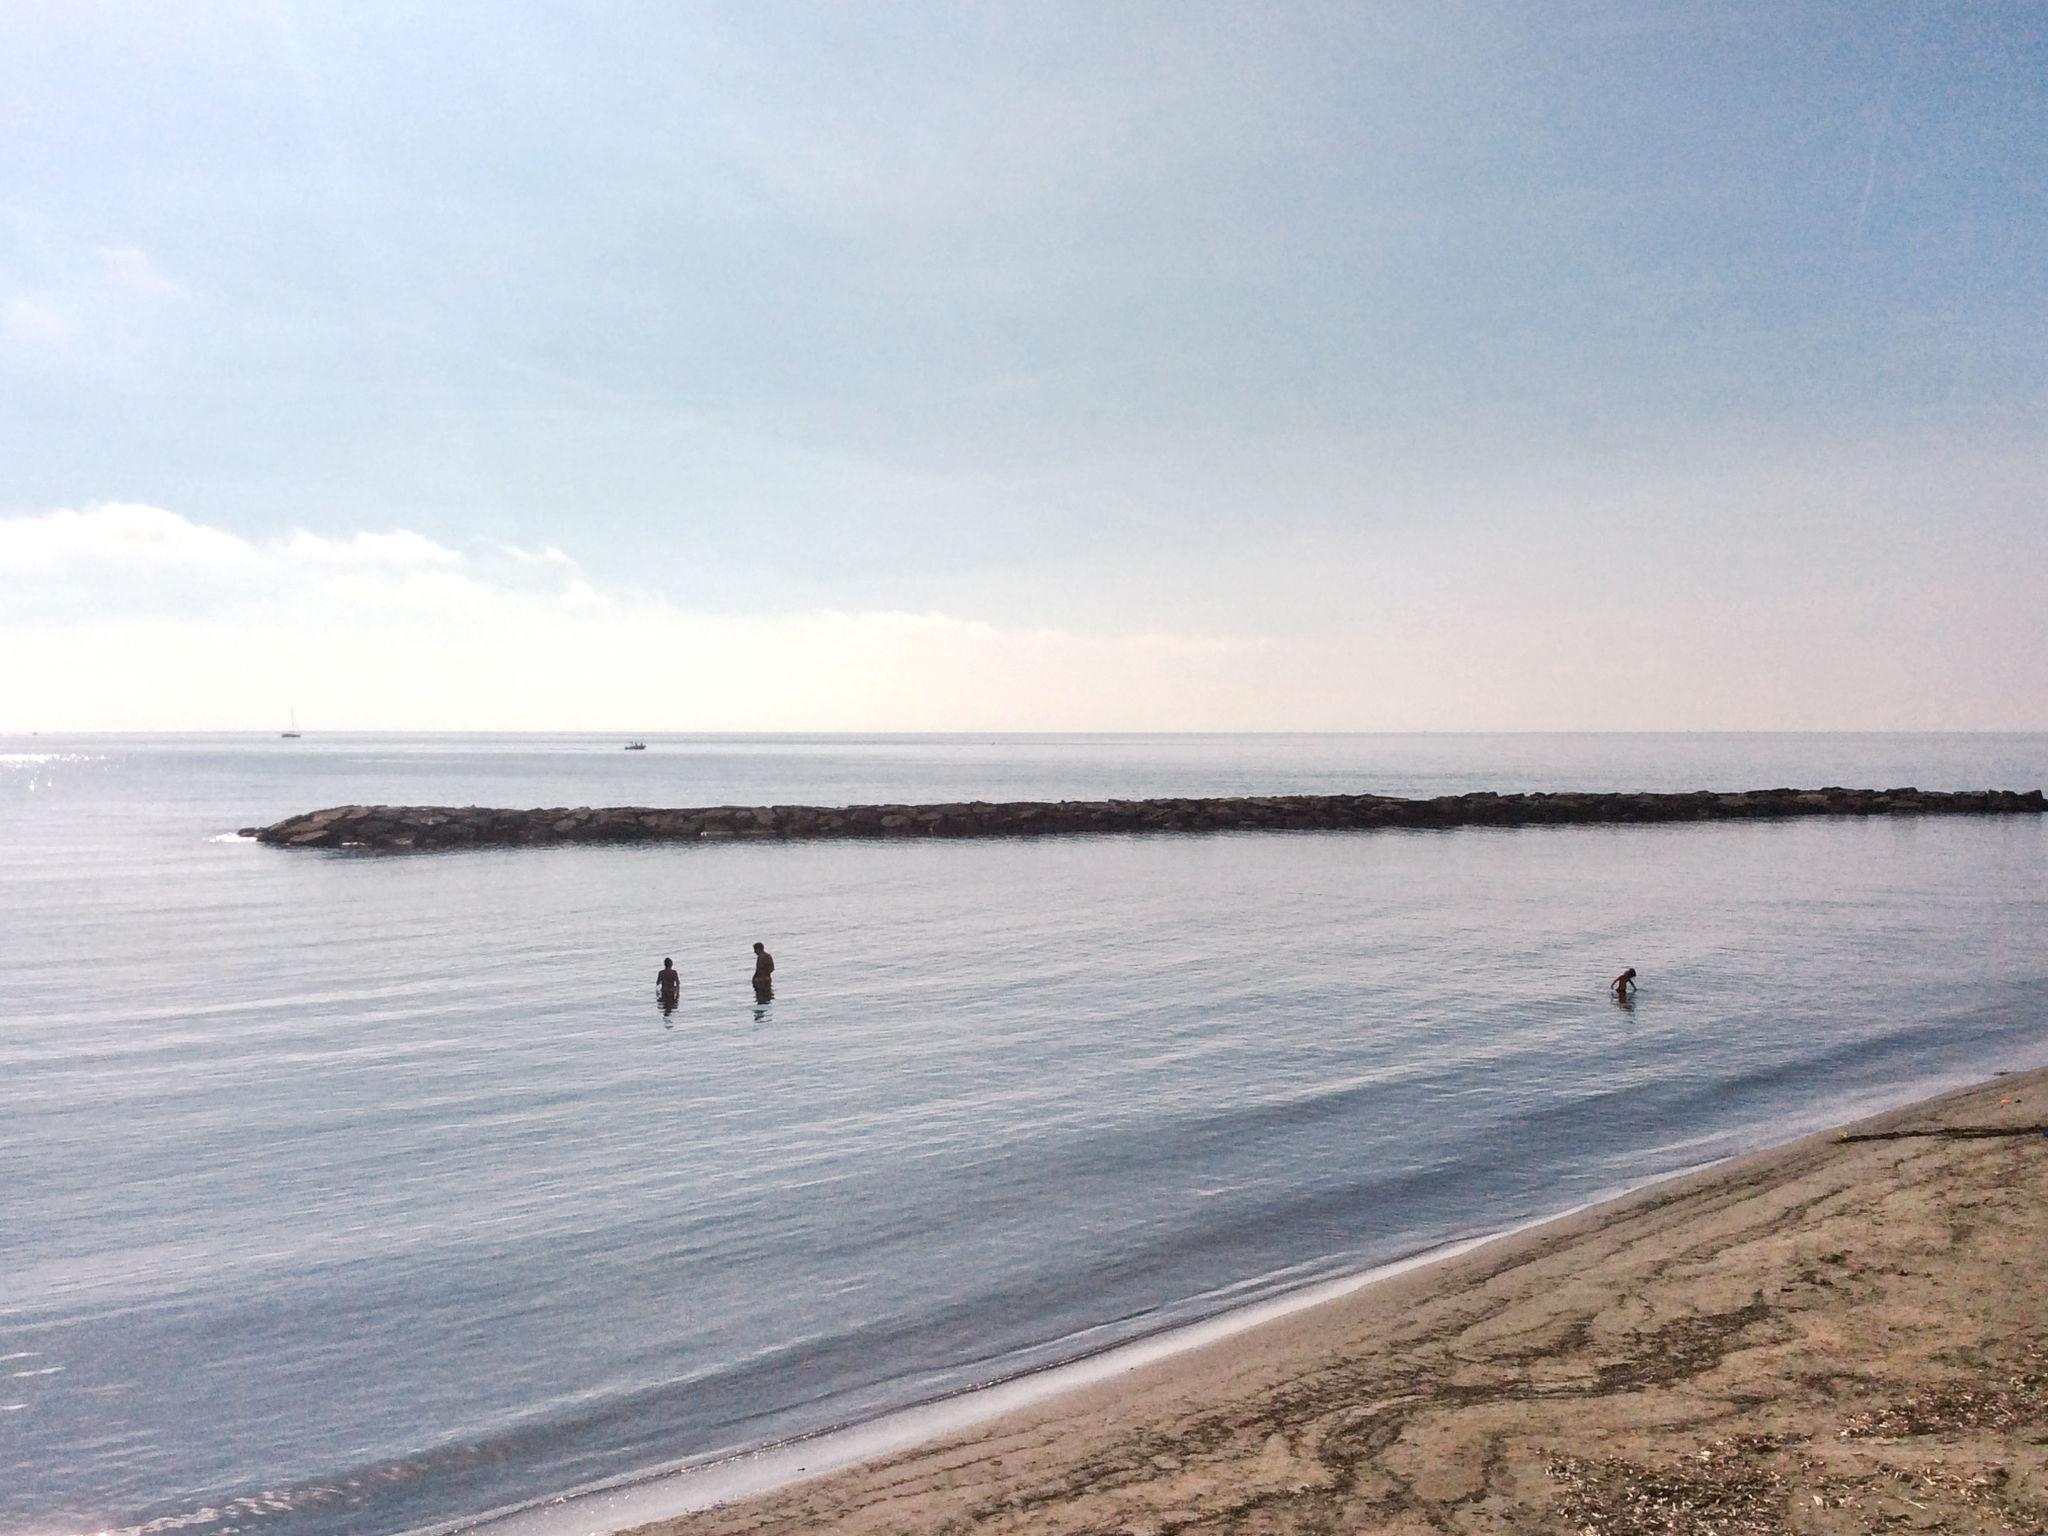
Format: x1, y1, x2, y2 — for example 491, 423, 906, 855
624, 741, 647, 751
282, 708, 302, 740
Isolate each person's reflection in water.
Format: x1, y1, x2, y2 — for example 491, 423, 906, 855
751, 941, 775, 1007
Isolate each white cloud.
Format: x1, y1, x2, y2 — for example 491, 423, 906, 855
0, 505, 1280, 730
279, 528, 462, 567
96, 245, 182, 298
0, 502, 260, 573
0, 505, 465, 580
1, 247, 181, 358
5, 296, 66, 345
3, 498, 2042, 733
497, 542, 576, 567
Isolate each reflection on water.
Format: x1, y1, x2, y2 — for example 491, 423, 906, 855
2, 733, 2044, 1536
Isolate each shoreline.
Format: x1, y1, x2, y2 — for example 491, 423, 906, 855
453, 1229, 1544, 1536
249, 785, 2046, 852
461, 1066, 2048, 1536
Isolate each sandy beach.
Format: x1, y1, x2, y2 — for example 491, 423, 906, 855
644, 1068, 2048, 1536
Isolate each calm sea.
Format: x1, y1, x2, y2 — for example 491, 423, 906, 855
4, 734, 2045, 1536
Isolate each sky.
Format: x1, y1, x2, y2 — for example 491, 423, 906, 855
2, 1, 2044, 731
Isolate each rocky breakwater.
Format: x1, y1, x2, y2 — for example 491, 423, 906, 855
245, 786, 2046, 853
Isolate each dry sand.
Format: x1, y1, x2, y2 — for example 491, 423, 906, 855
640, 1068, 2048, 1536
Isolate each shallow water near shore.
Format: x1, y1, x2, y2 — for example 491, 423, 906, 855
4, 733, 2046, 1536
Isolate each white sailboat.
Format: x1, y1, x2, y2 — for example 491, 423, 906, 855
281, 707, 302, 740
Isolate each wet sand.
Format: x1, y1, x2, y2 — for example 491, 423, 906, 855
642, 1068, 2048, 1535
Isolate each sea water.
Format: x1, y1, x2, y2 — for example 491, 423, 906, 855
3, 733, 2045, 1536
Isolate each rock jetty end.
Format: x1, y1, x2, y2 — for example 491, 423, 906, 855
242, 787, 2046, 853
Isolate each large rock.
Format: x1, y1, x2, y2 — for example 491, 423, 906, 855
245, 786, 2047, 854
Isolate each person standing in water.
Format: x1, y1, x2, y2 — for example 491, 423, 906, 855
751, 941, 775, 1003
1611, 967, 1637, 1002
655, 956, 681, 1012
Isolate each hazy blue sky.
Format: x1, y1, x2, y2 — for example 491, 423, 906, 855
3, 2, 2043, 729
